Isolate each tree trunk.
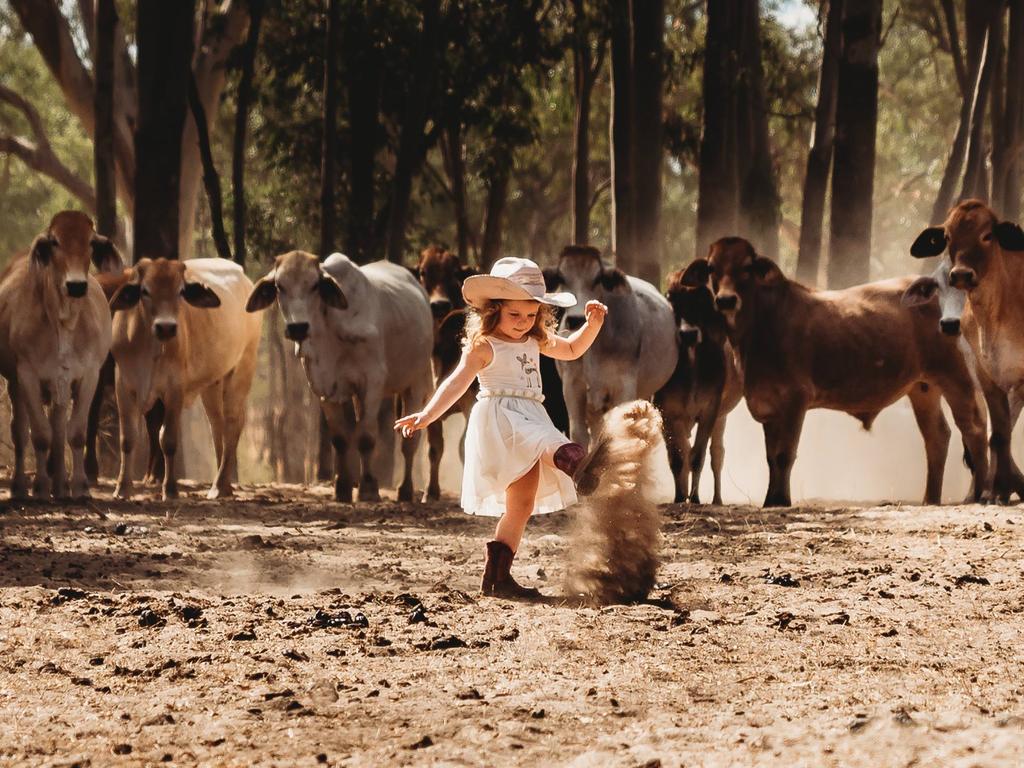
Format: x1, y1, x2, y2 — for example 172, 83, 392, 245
631, 0, 665, 285
134, 0, 194, 262
344, 1, 381, 265
695, 0, 740, 260
385, 0, 441, 264
232, 0, 264, 267
442, 122, 472, 264
571, 0, 596, 246
94, 0, 117, 238
931, 1, 999, 222
610, 0, 635, 266
1003, 0, 1024, 220
480, 158, 512, 270
736, 0, 780, 262
827, 0, 882, 289
961, 4, 1002, 201
796, 0, 843, 286
988, 6, 1008, 209
188, 73, 232, 260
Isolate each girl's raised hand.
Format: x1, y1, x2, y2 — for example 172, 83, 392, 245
394, 412, 428, 438
585, 300, 608, 326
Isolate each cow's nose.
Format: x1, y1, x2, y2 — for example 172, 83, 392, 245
715, 294, 737, 311
940, 318, 961, 336
565, 315, 586, 331
430, 299, 452, 319
153, 321, 177, 340
679, 327, 699, 347
285, 322, 310, 341
66, 280, 88, 298
949, 268, 976, 288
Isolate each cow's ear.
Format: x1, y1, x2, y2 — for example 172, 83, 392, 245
993, 221, 1024, 251
182, 280, 221, 308
318, 272, 348, 309
901, 276, 939, 308
30, 234, 55, 266
406, 265, 421, 280
542, 267, 563, 291
680, 258, 710, 287
752, 256, 784, 284
90, 236, 124, 273
910, 227, 948, 257
596, 267, 628, 292
109, 281, 141, 311
245, 273, 278, 312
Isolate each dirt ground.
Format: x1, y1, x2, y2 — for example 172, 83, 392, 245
1, 481, 1022, 767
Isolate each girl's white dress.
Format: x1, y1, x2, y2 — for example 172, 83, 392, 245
461, 335, 576, 516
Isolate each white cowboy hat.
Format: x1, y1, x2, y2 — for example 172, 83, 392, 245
462, 256, 577, 309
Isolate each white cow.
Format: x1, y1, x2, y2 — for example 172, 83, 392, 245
545, 245, 678, 448
246, 251, 434, 502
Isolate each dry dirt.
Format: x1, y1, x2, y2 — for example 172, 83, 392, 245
1, 481, 1022, 767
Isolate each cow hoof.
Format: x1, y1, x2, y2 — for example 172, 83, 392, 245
32, 477, 52, 499
71, 485, 91, 501
358, 488, 381, 503
206, 486, 234, 500
687, 493, 701, 505
162, 486, 179, 501
397, 485, 414, 503
334, 484, 353, 503
422, 485, 441, 502
10, 476, 30, 500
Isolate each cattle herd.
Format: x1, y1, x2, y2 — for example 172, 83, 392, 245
2, 199, 1024, 509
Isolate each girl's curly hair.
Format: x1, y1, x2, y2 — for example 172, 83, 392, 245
462, 300, 557, 353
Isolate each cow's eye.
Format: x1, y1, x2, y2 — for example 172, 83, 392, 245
982, 232, 993, 243
141, 286, 150, 297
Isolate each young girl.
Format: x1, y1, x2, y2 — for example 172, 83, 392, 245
395, 256, 607, 598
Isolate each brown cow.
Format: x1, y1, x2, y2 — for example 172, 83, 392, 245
704, 236, 988, 507
910, 199, 1024, 501
0, 211, 112, 499
110, 257, 261, 500
654, 263, 742, 504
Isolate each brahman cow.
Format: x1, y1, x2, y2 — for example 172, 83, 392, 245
0, 211, 112, 499
544, 245, 677, 449
654, 263, 742, 504
705, 236, 988, 507
247, 251, 434, 503
910, 199, 1024, 501
109, 258, 261, 500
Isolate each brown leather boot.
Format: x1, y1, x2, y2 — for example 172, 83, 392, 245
480, 541, 542, 599
554, 442, 599, 496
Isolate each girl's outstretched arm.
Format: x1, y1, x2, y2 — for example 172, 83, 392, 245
542, 300, 608, 361
394, 340, 492, 437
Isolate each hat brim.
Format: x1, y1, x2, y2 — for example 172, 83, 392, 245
462, 275, 577, 309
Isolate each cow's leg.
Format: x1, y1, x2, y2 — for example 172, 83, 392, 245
561, 364, 589, 448
374, 397, 396, 490
424, 419, 444, 501
907, 384, 950, 505
762, 406, 805, 507
322, 400, 355, 503
159, 395, 183, 500
977, 372, 1022, 503
8, 379, 30, 499
143, 401, 165, 484
113, 373, 138, 499
937, 374, 990, 503
84, 357, 112, 484
209, 345, 258, 499
709, 414, 728, 506
68, 367, 101, 499
200, 380, 227, 473
665, 416, 691, 504
47, 395, 70, 498
400, 380, 429, 503
689, 413, 719, 505
17, 368, 53, 498
355, 390, 383, 503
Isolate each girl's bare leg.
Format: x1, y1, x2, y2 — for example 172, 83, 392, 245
494, 460, 540, 552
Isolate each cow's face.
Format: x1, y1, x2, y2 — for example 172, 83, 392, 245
901, 257, 966, 336
911, 199, 1024, 290
30, 210, 115, 299
547, 245, 628, 331
245, 250, 347, 341
416, 246, 474, 319
666, 261, 718, 347
705, 237, 781, 325
109, 258, 221, 341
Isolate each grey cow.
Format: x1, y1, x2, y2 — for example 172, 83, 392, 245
544, 245, 678, 449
